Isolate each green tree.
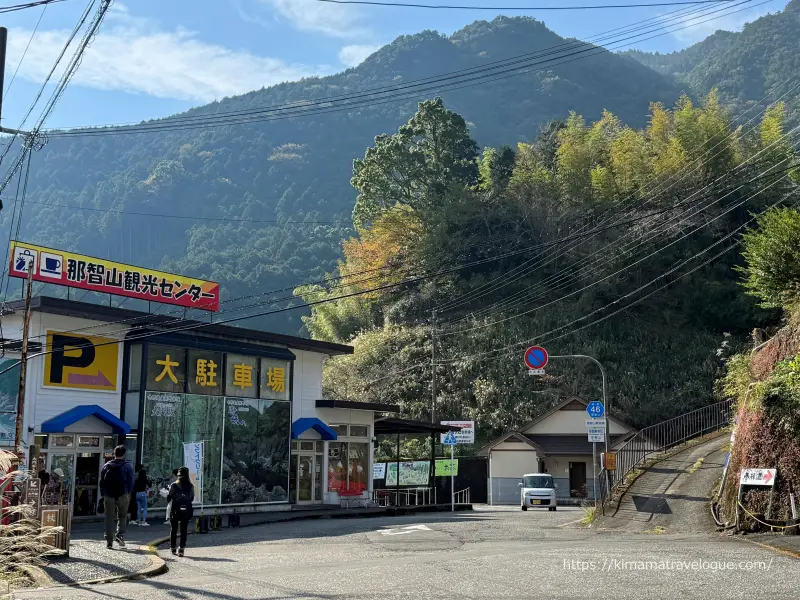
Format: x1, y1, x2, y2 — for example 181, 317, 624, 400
739, 208, 800, 311
351, 98, 479, 229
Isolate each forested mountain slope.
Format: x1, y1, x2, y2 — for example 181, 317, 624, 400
626, 0, 800, 119
1, 16, 683, 332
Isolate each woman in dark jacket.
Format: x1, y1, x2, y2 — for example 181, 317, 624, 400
167, 466, 194, 556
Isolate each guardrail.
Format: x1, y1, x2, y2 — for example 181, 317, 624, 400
597, 399, 733, 510
454, 488, 471, 505
372, 487, 435, 507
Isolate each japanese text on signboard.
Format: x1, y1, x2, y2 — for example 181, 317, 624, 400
8, 241, 220, 311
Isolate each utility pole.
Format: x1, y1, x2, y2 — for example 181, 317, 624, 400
14, 259, 34, 458
431, 309, 437, 424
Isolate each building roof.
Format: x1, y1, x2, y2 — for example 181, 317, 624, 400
41, 404, 131, 435
519, 396, 635, 434
316, 399, 399, 413
373, 417, 461, 436
523, 434, 626, 456
7, 295, 353, 356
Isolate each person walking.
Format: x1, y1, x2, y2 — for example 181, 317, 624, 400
167, 466, 194, 557
164, 468, 178, 524
132, 464, 151, 526
99, 445, 134, 549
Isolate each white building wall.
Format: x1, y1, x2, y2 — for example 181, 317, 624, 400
3, 311, 130, 445
291, 350, 323, 420
525, 409, 630, 435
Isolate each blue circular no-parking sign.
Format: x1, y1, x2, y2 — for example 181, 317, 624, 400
524, 346, 548, 370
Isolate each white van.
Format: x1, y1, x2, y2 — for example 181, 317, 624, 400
519, 473, 557, 511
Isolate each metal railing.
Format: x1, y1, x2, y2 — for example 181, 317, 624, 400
597, 399, 733, 508
372, 487, 435, 507
454, 488, 471, 505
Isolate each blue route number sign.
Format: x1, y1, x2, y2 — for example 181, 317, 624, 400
586, 401, 605, 419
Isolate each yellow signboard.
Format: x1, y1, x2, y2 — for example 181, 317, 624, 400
604, 452, 617, 472
44, 331, 118, 391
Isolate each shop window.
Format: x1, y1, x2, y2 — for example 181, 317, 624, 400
291, 440, 298, 451
348, 443, 369, 493
299, 441, 315, 452
328, 442, 347, 492
221, 398, 290, 503
78, 436, 101, 448
328, 442, 369, 493
187, 350, 223, 396
51, 434, 74, 448
225, 354, 258, 398
146, 345, 186, 393
127, 344, 142, 391
260, 358, 290, 401
316, 441, 325, 454
331, 424, 348, 437
34, 434, 48, 449
123, 391, 140, 430
349, 425, 368, 438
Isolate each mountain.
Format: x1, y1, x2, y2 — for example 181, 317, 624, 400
625, 0, 800, 119
1, 16, 684, 334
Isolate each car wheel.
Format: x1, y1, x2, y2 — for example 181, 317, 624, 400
552, 506, 557, 511
521, 505, 527, 511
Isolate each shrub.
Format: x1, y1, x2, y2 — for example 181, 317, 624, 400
739, 208, 800, 311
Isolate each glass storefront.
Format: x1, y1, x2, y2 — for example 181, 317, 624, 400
131, 342, 293, 508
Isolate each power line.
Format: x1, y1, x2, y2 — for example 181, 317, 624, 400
10, 198, 349, 224
3, 2, 49, 97
438, 179, 798, 364
313, 0, 733, 9
437, 61, 800, 322
44, 0, 754, 138
0, 0, 64, 13
43, 1, 711, 131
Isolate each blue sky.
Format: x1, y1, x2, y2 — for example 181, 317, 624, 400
0, 0, 790, 129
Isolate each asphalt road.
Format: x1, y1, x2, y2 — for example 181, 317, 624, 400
17, 505, 799, 600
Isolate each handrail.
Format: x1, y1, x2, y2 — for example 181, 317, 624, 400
596, 399, 733, 509
454, 488, 471, 505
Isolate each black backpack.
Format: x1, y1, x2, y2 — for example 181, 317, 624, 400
102, 462, 126, 499
171, 483, 193, 516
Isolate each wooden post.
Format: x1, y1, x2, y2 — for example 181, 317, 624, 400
14, 260, 34, 456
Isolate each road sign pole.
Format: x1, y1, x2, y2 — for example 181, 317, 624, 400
548, 355, 611, 498
450, 444, 454, 512
592, 442, 597, 507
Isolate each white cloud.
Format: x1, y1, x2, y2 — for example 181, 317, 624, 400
259, 0, 367, 39
338, 44, 381, 67
4, 6, 330, 103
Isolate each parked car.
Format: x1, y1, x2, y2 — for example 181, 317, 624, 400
519, 473, 557, 511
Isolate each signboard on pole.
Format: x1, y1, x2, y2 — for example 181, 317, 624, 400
739, 468, 776, 486
524, 346, 549, 371
442, 431, 457, 446
9, 241, 221, 312
440, 421, 474, 444
602, 452, 617, 471
585, 419, 605, 428
435, 459, 458, 476
183, 442, 204, 505
588, 427, 605, 443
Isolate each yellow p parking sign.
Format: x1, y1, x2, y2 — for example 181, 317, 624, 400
44, 331, 118, 391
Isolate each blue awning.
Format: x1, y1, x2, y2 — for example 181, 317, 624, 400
291, 418, 337, 440
41, 405, 131, 435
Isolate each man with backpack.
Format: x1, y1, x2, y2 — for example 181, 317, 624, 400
167, 466, 194, 557
100, 445, 135, 549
